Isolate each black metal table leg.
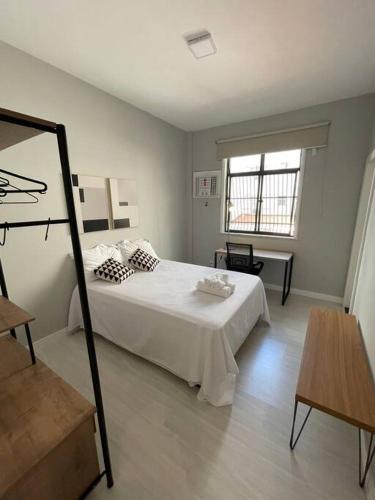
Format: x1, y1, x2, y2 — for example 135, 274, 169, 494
289, 400, 312, 450
282, 261, 288, 305
359, 429, 375, 487
24, 322, 36, 365
282, 256, 294, 306
287, 256, 294, 297
214, 251, 218, 268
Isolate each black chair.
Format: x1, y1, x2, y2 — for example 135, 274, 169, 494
225, 242, 264, 276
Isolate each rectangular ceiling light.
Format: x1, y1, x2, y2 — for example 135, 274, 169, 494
186, 31, 216, 59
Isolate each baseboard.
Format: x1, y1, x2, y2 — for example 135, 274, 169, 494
263, 283, 343, 304
33, 326, 70, 345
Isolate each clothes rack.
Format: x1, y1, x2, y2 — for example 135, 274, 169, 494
0, 107, 113, 492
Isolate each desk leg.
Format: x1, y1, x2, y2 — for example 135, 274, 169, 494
25, 323, 36, 365
289, 400, 312, 450
214, 251, 218, 269
359, 429, 375, 487
282, 256, 294, 306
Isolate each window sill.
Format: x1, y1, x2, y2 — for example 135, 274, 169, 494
220, 231, 298, 241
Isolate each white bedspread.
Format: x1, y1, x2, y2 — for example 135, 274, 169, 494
68, 260, 270, 406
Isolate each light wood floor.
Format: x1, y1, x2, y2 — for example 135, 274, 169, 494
35, 291, 368, 500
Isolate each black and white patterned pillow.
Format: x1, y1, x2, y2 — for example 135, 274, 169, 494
94, 258, 134, 284
128, 248, 160, 272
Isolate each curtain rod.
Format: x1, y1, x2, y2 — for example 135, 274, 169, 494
215, 121, 331, 144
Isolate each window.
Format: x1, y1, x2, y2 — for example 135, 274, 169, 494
224, 149, 303, 237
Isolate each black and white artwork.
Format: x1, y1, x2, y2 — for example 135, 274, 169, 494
72, 174, 111, 233
109, 178, 139, 229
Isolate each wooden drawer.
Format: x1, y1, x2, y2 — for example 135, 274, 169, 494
2, 416, 99, 500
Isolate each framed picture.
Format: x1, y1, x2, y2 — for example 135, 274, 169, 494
72, 174, 111, 234
108, 178, 139, 229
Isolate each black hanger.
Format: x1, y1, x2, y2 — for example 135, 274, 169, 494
45, 217, 51, 241
0, 168, 47, 198
0, 181, 39, 204
0, 222, 9, 246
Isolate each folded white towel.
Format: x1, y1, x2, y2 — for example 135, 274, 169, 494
196, 280, 234, 298
203, 277, 225, 289
215, 273, 235, 293
215, 272, 229, 283
196, 272, 236, 298
201, 273, 235, 293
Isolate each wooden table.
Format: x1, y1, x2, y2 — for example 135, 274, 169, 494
0, 336, 100, 499
0, 295, 36, 364
214, 247, 294, 305
290, 308, 375, 487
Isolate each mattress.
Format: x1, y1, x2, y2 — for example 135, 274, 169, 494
68, 259, 270, 406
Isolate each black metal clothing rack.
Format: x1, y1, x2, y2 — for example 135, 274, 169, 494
0, 107, 113, 490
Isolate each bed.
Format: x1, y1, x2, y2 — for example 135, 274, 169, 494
68, 259, 270, 406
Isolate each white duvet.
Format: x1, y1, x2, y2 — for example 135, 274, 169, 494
68, 260, 270, 406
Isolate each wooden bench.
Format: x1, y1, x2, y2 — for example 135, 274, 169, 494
290, 308, 375, 487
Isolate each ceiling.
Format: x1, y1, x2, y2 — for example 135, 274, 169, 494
1, 0, 375, 131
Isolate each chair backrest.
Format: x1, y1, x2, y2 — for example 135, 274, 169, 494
226, 242, 254, 272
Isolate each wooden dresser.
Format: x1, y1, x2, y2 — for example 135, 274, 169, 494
0, 335, 100, 499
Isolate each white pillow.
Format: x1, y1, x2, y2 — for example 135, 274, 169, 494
133, 239, 158, 259
117, 240, 139, 263
80, 244, 122, 282
117, 239, 159, 263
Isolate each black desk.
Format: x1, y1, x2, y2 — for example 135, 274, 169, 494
214, 247, 294, 305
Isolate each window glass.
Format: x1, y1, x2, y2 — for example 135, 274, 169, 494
228, 176, 259, 232
264, 149, 301, 171
225, 149, 302, 237
230, 154, 261, 174
258, 173, 299, 235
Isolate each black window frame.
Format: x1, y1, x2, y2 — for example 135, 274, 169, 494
224, 150, 302, 237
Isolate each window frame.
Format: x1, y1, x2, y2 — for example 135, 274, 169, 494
223, 150, 305, 238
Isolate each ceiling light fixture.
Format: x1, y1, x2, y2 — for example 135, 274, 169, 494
185, 31, 216, 59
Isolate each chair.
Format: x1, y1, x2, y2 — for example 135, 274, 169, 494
225, 242, 264, 276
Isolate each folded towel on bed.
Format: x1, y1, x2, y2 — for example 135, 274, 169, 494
196, 272, 235, 298
196, 282, 234, 298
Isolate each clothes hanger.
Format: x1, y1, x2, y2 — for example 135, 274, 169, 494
0, 168, 47, 197
0, 181, 39, 204
45, 217, 51, 241
0, 223, 9, 247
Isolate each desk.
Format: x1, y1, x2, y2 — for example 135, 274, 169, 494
290, 308, 375, 487
214, 247, 294, 305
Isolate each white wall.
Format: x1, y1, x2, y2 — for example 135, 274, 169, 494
0, 42, 188, 340
351, 128, 375, 500
343, 156, 375, 308
352, 163, 375, 376
352, 123, 375, 377
190, 95, 375, 298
